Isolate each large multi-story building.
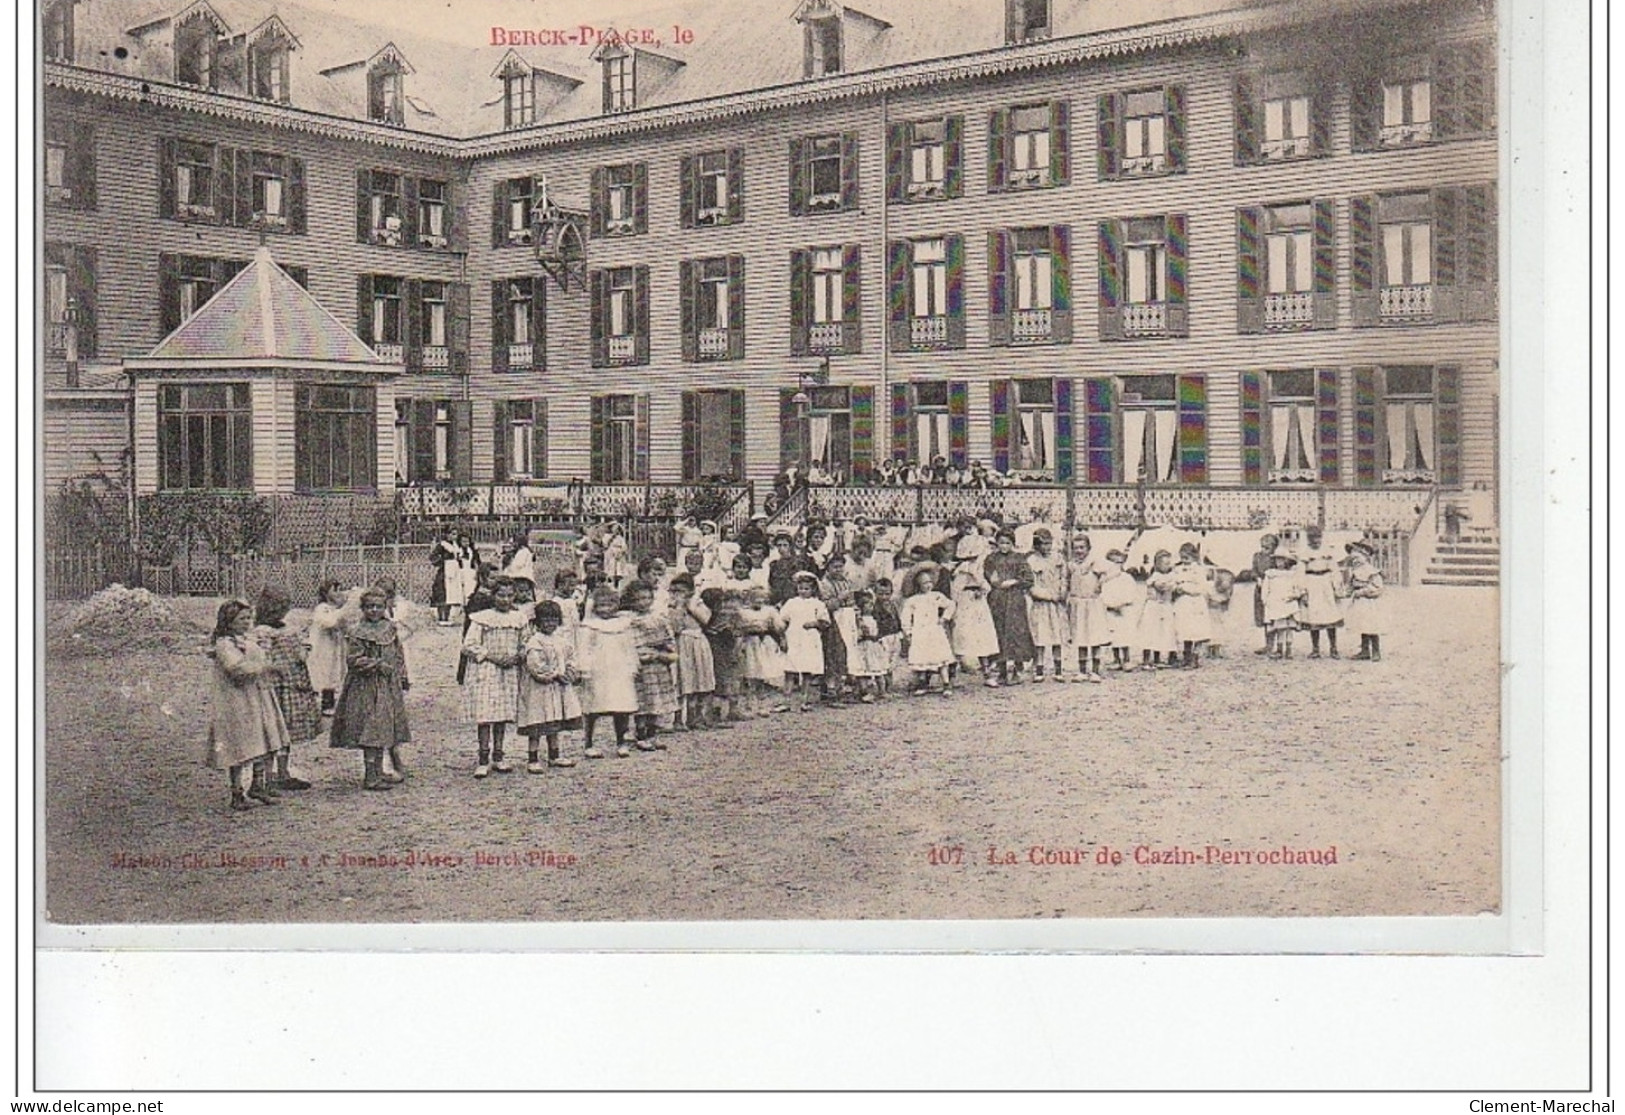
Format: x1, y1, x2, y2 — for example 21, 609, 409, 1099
42, 0, 1499, 559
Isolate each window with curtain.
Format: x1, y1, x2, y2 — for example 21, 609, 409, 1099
394, 401, 411, 486
1266, 203, 1314, 295
507, 176, 534, 241
1010, 104, 1052, 180
418, 179, 447, 246
176, 141, 214, 215
807, 386, 851, 480
1014, 378, 1055, 477
1123, 89, 1167, 173
912, 238, 948, 318
1382, 56, 1432, 144
602, 394, 638, 481
252, 153, 288, 224
909, 119, 945, 193
606, 165, 636, 230
1267, 370, 1316, 484
608, 268, 635, 337
508, 399, 539, 478
1013, 228, 1054, 311
509, 280, 533, 346
1381, 194, 1433, 288
812, 247, 843, 325
422, 281, 447, 348
432, 401, 453, 480
1124, 218, 1167, 305
1383, 365, 1436, 484
1120, 374, 1179, 484
368, 171, 403, 243
697, 151, 729, 216
159, 383, 252, 491
914, 380, 950, 463
371, 277, 402, 344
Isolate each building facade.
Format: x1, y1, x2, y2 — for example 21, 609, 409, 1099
42, 0, 1499, 544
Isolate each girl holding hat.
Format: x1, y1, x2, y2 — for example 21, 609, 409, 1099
949, 535, 1001, 686
1025, 528, 1069, 681
984, 529, 1036, 683
1066, 534, 1111, 682
1343, 541, 1387, 661
900, 564, 956, 696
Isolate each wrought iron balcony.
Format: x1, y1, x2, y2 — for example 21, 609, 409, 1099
697, 328, 729, 358
1122, 301, 1167, 336
1260, 136, 1313, 160
808, 322, 845, 353
1380, 284, 1433, 321
1380, 121, 1435, 146
1122, 153, 1168, 174
607, 335, 637, 362
422, 345, 450, 370
1012, 308, 1052, 342
1264, 291, 1315, 328
508, 343, 534, 368
910, 315, 948, 346
372, 342, 404, 363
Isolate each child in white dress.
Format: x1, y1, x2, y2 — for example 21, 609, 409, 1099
736, 586, 788, 716
900, 567, 956, 697
778, 571, 830, 713
1098, 549, 1141, 671
1343, 541, 1387, 661
576, 584, 640, 758
517, 601, 582, 772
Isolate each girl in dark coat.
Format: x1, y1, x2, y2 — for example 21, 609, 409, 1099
330, 588, 412, 791
983, 529, 1036, 682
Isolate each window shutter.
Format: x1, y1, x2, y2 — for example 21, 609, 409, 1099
1098, 219, 1124, 340
1240, 370, 1264, 485
727, 147, 744, 222
411, 398, 436, 484
679, 154, 696, 227
65, 122, 96, 209
1464, 183, 1497, 322
590, 396, 608, 481
679, 260, 698, 362
536, 398, 549, 479
1349, 70, 1380, 152
886, 122, 908, 202
728, 389, 747, 480
780, 389, 804, 472
1177, 373, 1206, 484
887, 239, 911, 352
727, 254, 747, 360
851, 385, 875, 481
1055, 377, 1075, 482
1461, 40, 1494, 135
631, 163, 649, 234
990, 378, 1012, 474
448, 281, 470, 375
1165, 85, 1187, 172
987, 107, 1009, 192
1096, 92, 1121, 180
1233, 72, 1261, 165
802, 22, 815, 79
601, 59, 612, 113
633, 265, 651, 364
1433, 43, 1462, 139
788, 137, 807, 216
1310, 197, 1337, 328
987, 230, 1012, 347
530, 276, 547, 368
491, 281, 509, 374
286, 157, 306, 233
67, 246, 98, 356
226, 148, 249, 227
789, 248, 811, 356
840, 132, 859, 210
1436, 364, 1462, 487
158, 137, 177, 217
1051, 224, 1073, 344
948, 380, 970, 469
1353, 366, 1379, 486
681, 390, 700, 481
491, 178, 508, 247
356, 274, 374, 345
634, 393, 651, 481
1236, 206, 1264, 334
588, 168, 605, 237
1310, 77, 1333, 157
1350, 195, 1378, 326
405, 278, 424, 372
357, 168, 376, 242
891, 384, 911, 462
944, 114, 964, 198
449, 174, 469, 251
1049, 98, 1071, 185
1165, 213, 1189, 337
492, 400, 509, 483
841, 244, 862, 353
946, 233, 966, 348
1316, 367, 1340, 485
158, 253, 180, 338
1084, 377, 1116, 483
590, 270, 608, 367
1432, 186, 1461, 324
402, 177, 420, 245
211, 147, 233, 225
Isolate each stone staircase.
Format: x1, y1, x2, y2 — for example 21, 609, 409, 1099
1420, 525, 1500, 587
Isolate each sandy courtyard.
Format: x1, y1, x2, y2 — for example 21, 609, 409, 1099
42, 586, 1501, 924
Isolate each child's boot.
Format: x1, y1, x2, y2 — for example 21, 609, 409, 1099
247, 761, 281, 804
474, 744, 491, 778
275, 748, 311, 791
363, 749, 393, 791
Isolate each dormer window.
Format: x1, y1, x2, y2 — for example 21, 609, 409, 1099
174, 13, 219, 88
248, 26, 293, 103
603, 49, 633, 113
369, 61, 406, 125
43, 1, 73, 62
806, 16, 842, 77
1006, 0, 1050, 43
503, 67, 536, 128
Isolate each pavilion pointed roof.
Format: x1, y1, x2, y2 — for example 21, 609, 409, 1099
130, 247, 396, 371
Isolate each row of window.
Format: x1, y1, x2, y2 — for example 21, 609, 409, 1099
154, 366, 1462, 493
155, 138, 309, 231
493, 41, 1492, 245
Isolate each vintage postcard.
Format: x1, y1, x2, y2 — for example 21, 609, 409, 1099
38, 0, 1517, 938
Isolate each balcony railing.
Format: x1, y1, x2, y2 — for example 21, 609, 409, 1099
1380, 120, 1435, 146
178, 201, 217, 220
47, 321, 70, 355
1260, 136, 1313, 160
1380, 284, 1433, 321
910, 315, 948, 346
906, 180, 946, 200
1007, 167, 1047, 187
607, 335, 637, 362
808, 322, 845, 353
1122, 153, 1168, 175
697, 327, 729, 358
1264, 291, 1315, 328
1012, 308, 1052, 342
508, 343, 534, 368
422, 345, 450, 370
1122, 301, 1167, 336
372, 342, 404, 363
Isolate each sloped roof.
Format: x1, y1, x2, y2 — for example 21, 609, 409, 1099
62, 0, 1284, 140
139, 247, 390, 366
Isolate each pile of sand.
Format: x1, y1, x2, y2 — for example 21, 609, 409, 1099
47, 584, 208, 658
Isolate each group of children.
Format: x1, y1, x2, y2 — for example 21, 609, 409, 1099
203, 515, 1389, 808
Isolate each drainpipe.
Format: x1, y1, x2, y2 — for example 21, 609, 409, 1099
878, 88, 890, 467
